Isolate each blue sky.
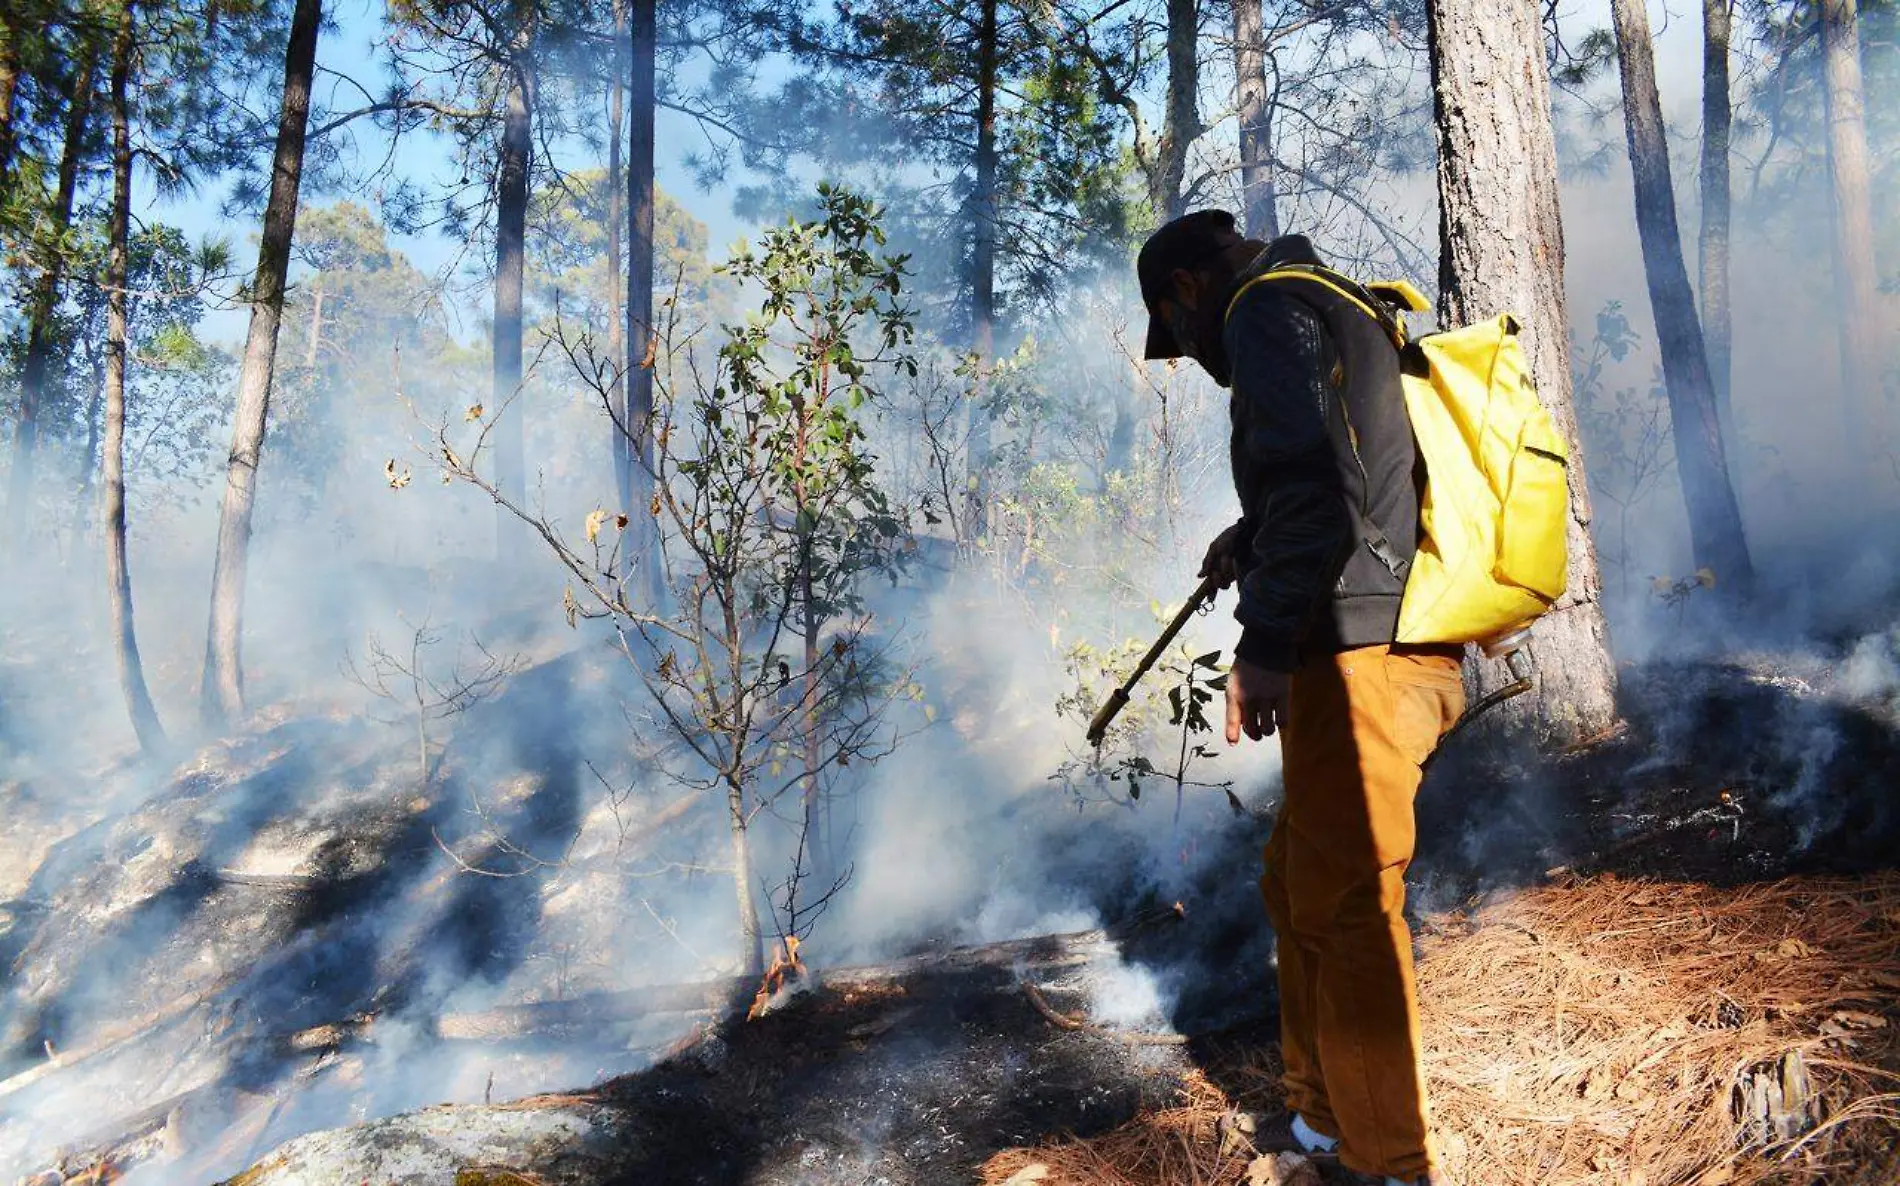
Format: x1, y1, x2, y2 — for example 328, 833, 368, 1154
154, 0, 757, 344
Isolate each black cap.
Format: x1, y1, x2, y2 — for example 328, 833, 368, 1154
1137, 209, 1240, 360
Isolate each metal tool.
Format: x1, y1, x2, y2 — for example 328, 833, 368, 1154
1086, 573, 1223, 747
1431, 626, 1537, 752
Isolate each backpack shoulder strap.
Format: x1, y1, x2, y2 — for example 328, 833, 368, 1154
1225, 263, 1409, 348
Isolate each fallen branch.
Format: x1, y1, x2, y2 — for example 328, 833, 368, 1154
1018, 978, 1190, 1047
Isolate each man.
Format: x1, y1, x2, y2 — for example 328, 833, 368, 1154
1137, 209, 1464, 1186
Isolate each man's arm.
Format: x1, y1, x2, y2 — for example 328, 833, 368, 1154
1224, 286, 1356, 673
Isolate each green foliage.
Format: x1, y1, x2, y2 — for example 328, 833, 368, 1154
1736, 0, 1900, 262
529, 169, 716, 324
1574, 300, 1679, 597
1053, 622, 1237, 815
696, 183, 916, 629
762, 0, 1136, 335
262, 201, 469, 522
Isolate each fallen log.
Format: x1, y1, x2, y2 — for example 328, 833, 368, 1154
284, 924, 1126, 1048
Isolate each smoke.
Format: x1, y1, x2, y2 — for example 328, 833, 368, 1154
1, 4, 1896, 1181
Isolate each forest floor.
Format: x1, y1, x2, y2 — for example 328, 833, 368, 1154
7, 641, 1900, 1185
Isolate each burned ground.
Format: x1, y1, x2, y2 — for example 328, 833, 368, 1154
5, 643, 1900, 1184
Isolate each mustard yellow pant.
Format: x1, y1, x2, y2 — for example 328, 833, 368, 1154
1260, 643, 1465, 1181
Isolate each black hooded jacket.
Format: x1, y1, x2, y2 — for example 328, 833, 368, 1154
1220, 236, 1422, 672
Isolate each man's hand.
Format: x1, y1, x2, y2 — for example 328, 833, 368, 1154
1199, 520, 1247, 589
1226, 657, 1291, 744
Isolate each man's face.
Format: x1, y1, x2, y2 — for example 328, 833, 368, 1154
1161, 259, 1225, 370
1160, 292, 1206, 366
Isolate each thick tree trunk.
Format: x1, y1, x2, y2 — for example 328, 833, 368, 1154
965, 0, 998, 538
1698, 0, 1732, 442
626, 0, 660, 605
608, 0, 629, 523
1818, 0, 1884, 460
9, 37, 98, 537
103, 0, 166, 755
1611, 0, 1753, 593
0, 13, 19, 196
1232, 0, 1279, 239
728, 777, 765, 980
1428, 0, 1617, 745
493, 41, 533, 558
1155, 0, 1201, 221
200, 0, 322, 726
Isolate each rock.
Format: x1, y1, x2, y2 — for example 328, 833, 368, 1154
1216, 1108, 1262, 1157
220, 1101, 624, 1186
1244, 1152, 1322, 1186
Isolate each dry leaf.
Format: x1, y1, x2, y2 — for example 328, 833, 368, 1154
649, 493, 662, 516
1778, 937, 1814, 958
585, 508, 609, 544
384, 458, 411, 489
1581, 1067, 1611, 1101
1828, 1009, 1887, 1030
1245, 1153, 1321, 1186
1001, 1166, 1049, 1185
615, 513, 629, 530
465, 403, 484, 421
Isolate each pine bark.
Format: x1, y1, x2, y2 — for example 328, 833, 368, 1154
9, 36, 98, 536
1818, 0, 1884, 459
964, 0, 998, 535
1155, 0, 1201, 221
1428, 0, 1617, 744
608, 0, 629, 525
1698, 0, 1732, 440
200, 0, 323, 725
0, 12, 19, 195
1611, 0, 1753, 593
1232, 0, 1279, 239
626, 0, 660, 605
103, 0, 166, 754
492, 30, 533, 558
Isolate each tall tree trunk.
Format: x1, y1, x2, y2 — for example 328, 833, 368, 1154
103, 0, 166, 755
1428, 0, 1617, 745
493, 35, 533, 558
1698, 0, 1732, 443
965, 0, 998, 539
1232, 0, 1279, 239
728, 775, 764, 979
1611, 0, 1753, 593
0, 11, 20, 197
304, 279, 323, 368
10, 37, 99, 538
608, 0, 629, 524
1818, 0, 1884, 461
70, 357, 104, 550
626, 0, 660, 605
800, 558, 828, 890
200, 0, 322, 726
1155, 0, 1201, 220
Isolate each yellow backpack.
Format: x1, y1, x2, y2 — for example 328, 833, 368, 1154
1232, 265, 1571, 647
